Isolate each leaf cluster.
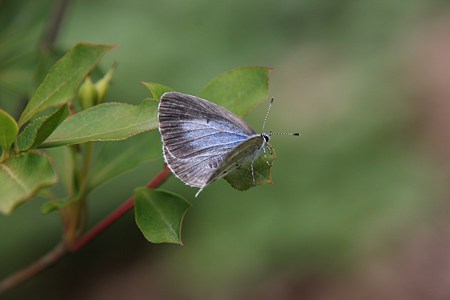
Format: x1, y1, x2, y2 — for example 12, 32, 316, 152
0, 43, 272, 244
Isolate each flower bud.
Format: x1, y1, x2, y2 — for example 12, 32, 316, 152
95, 63, 116, 103
78, 77, 98, 109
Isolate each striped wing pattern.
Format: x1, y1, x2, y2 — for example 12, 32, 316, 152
158, 92, 256, 189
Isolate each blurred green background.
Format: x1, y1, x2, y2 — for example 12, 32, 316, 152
1, 0, 450, 299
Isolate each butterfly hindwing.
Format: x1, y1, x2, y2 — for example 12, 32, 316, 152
205, 135, 266, 185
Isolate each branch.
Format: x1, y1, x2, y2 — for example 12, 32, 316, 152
68, 165, 171, 251
40, 0, 71, 49
0, 166, 172, 295
0, 242, 66, 294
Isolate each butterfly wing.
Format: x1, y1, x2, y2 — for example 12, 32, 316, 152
158, 92, 256, 188
204, 135, 266, 184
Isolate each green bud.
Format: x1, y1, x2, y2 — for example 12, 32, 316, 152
95, 63, 116, 103
78, 76, 98, 109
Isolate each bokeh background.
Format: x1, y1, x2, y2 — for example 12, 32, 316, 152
1, 0, 450, 299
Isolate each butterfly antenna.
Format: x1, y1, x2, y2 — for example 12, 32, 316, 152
269, 131, 301, 137
262, 97, 274, 132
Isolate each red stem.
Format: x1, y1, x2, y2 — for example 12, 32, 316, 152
0, 243, 66, 293
0, 166, 172, 295
68, 166, 171, 251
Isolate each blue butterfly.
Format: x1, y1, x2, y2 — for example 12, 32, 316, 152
158, 92, 299, 197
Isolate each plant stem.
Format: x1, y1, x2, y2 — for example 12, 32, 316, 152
68, 166, 171, 251
79, 142, 93, 194
0, 242, 66, 294
0, 149, 6, 162
60, 142, 93, 243
0, 166, 172, 295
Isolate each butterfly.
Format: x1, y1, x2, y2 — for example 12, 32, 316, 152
158, 92, 299, 197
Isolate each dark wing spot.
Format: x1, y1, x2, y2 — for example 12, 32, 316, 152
208, 161, 219, 168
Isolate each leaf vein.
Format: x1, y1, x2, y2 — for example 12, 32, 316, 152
0, 164, 28, 193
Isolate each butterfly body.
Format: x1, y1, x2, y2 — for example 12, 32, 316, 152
158, 92, 270, 196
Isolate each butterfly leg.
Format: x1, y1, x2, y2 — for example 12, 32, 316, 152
195, 186, 205, 197
266, 144, 273, 156
251, 160, 256, 186
262, 146, 271, 166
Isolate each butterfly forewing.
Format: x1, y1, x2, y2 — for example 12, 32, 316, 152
158, 92, 257, 188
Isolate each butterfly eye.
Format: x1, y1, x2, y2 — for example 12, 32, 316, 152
262, 134, 270, 142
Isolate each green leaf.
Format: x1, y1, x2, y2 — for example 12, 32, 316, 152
41, 99, 158, 147
0, 109, 18, 152
35, 47, 67, 85
40, 195, 76, 214
141, 82, 173, 100
17, 117, 46, 150
0, 152, 57, 215
41, 200, 64, 214
135, 189, 191, 244
224, 145, 276, 191
89, 131, 161, 190
19, 43, 115, 126
17, 104, 69, 150
199, 66, 271, 117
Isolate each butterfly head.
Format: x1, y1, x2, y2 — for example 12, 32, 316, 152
261, 133, 270, 143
